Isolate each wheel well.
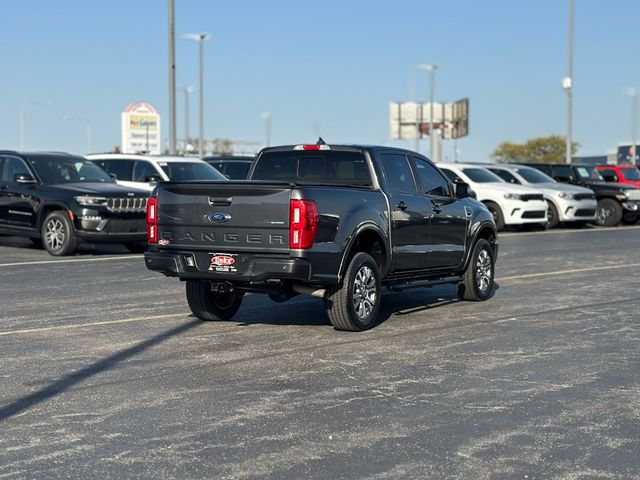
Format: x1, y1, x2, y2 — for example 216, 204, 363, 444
476, 226, 496, 250
39, 205, 67, 229
346, 229, 387, 275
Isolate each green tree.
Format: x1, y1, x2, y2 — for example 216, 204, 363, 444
491, 135, 579, 164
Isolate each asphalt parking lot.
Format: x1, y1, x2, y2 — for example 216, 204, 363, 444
1, 227, 640, 479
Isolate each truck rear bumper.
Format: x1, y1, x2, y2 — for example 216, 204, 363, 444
144, 250, 312, 283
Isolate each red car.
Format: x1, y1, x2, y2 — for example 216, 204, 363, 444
595, 165, 640, 187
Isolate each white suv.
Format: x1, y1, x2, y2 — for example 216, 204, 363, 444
485, 164, 597, 228
438, 163, 547, 230
86, 154, 226, 192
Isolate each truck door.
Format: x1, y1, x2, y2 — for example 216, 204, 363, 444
411, 156, 467, 269
378, 152, 430, 272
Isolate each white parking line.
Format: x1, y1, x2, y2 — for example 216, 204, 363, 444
0, 255, 143, 268
500, 225, 640, 237
499, 262, 640, 281
0, 313, 189, 337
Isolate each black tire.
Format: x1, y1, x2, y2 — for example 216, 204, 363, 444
125, 242, 147, 254
41, 211, 78, 256
325, 252, 381, 332
546, 201, 560, 229
185, 280, 243, 321
460, 239, 495, 302
595, 198, 622, 227
484, 201, 505, 231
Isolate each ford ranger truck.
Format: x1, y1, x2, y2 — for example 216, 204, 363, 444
144, 143, 498, 331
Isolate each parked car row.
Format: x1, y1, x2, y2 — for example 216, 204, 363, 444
2, 147, 639, 257
436, 162, 640, 229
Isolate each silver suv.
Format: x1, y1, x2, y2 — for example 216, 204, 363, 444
485, 164, 597, 228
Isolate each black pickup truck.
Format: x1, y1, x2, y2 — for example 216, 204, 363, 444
145, 143, 498, 331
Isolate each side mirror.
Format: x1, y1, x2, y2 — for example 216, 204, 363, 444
14, 173, 36, 185
145, 175, 162, 184
109, 173, 118, 180
454, 181, 471, 198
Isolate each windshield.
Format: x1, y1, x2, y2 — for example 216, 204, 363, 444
515, 167, 555, 184
29, 155, 114, 184
462, 168, 504, 183
620, 167, 640, 180
574, 166, 604, 181
158, 162, 226, 181
252, 151, 372, 186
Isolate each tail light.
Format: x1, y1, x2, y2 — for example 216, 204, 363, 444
147, 196, 158, 244
290, 199, 318, 249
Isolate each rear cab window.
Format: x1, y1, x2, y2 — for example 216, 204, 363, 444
251, 150, 372, 186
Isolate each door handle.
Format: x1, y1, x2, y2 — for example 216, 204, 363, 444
432, 205, 442, 214
396, 201, 407, 211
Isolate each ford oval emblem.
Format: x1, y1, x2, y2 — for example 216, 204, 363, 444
207, 212, 231, 223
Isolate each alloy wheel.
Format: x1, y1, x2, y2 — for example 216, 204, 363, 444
352, 265, 377, 320
476, 248, 493, 293
45, 218, 66, 252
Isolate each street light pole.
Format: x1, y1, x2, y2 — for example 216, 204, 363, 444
20, 100, 52, 150
262, 112, 272, 147
564, 0, 575, 164
184, 33, 211, 158
167, 0, 177, 154
182, 86, 193, 152
630, 88, 638, 163
418, 64, 439, 160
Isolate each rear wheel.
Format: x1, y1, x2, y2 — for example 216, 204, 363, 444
42, 211, 77, 256
460, 239, 495, 301
546, 201, 560, 229
186, 280, 244, 321
595, 198, 622, 226
325, 252, 381, 332
483, 201, 505, 231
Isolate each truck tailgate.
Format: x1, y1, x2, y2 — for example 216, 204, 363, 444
156, 182, 291, 253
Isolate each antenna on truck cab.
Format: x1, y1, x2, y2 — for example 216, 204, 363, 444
316, 137, 326, 145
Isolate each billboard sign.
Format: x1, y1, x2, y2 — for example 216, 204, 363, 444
389, 98, 468, 140
121, 102, 161, 154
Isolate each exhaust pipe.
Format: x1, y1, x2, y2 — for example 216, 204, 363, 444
292, 284, 326, 299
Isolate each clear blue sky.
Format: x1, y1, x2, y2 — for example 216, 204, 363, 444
1, 0, 639, 161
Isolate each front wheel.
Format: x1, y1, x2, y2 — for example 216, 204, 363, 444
595, 198, 622, 226
186, 280, 244, 321
42, 211, 78, 256
325, 252, 381, 332
460, 239, 495, 301
546, 201, 560, 229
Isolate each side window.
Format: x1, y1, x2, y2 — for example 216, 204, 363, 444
490, 168, 519, 184
133, 161, 159, 182
551, 165, 573, 181
380, 153, 417, 194
411, 157, 451, 196
2, 156, 31, 184
441, 168, 462, 183
106, 160, 134, 181
599, 170, 617, 182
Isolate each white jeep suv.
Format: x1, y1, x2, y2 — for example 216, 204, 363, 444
485, 164, 597, 228
438, 163, 547, 230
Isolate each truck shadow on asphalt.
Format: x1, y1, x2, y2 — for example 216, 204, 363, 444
0, 319, 202, 422
232, 283, 496, 329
